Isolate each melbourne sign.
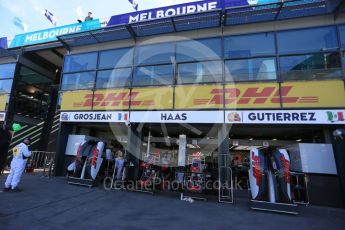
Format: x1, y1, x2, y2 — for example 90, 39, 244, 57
226, 110, 345, 124
108, 0, 277, 26
60, 111, 129, 122
9, 20, 101, 48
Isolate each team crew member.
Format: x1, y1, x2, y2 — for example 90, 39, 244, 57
3, 137, 31, 192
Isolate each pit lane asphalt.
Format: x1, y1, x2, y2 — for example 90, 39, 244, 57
0, 173, 344, 230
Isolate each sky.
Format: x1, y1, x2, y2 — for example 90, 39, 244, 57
0, 0, 203, 38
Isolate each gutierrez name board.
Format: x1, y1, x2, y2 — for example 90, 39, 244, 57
226, 110, 345, 124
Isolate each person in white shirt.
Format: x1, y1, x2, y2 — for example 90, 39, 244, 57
3, 137, 31, 192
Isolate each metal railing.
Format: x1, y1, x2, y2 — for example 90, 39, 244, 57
26, 151, 56, 178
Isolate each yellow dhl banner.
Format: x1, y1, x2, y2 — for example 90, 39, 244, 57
60, 81, 345, 111
131, 87, 174, 110
61, 90, 130, 111
281, 81, 345, 108
175, 81, 345, 109
0, 94, 8, 111
130, 87, 173, 110
60, 88, 173, 111
60, 91, 93, 111
175, 84, 280, 109
224, 83, 281, 109
92, 89, 130, 110
175, 85, 224, 109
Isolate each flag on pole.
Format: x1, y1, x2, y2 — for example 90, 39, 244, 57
12, 17, 28, 32
128, 0, 138, 11
45, 9, 58, 26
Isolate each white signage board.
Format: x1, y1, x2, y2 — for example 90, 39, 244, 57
225, 110, 345, 124
288, 143, 337, 175
60, 111, 129, 122
60, 110, 345, 124
0, 113, 6, 122
130, 111, 224, 123
178, 134, 187, 167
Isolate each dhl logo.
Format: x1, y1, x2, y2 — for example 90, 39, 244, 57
73, 92, 155, 107
194, 86, 319, 105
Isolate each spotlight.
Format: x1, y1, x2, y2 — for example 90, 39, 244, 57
333, 129, 345, 140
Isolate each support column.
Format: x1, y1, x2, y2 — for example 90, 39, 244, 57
38, 89, 58, 151
126, 124, 142, 181
217, 124, 232, 200
5, 61, 20, 127
54, 122, 73, 176
217, 124, 230, 167
329, 126, 345, 208
323, 127, 332, 143
38, 67, 61, 151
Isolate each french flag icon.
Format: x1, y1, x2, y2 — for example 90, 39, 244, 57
118, 113, 128, 121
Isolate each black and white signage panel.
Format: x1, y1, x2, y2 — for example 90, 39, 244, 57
60, 111, 129, 122
0, 112, 6, 122
225, 110, 345, 124
130, 111, 224, 123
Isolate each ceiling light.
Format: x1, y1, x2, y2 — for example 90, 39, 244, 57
296, 139, 302, 142
249, 138, 253, 141
186, 144, 197, 149
272, 138, 277, 141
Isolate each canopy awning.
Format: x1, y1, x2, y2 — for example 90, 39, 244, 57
57, 0, 344, 50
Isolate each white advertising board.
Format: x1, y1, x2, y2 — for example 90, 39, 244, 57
288, 143, 337, 175
60, 111, 129, 123
0, 112, 6, 122
225, 110, 345, 124
130, 111, 224, 123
